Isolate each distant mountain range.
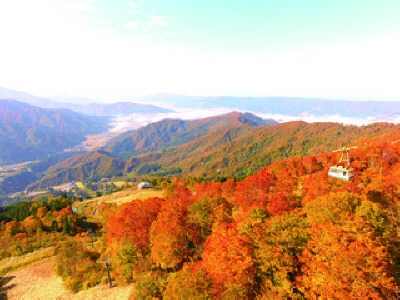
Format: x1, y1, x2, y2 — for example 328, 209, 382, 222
136, 94, 400, 120
3, 86, 400, 120
29, 113, 400, 190
0, 99, 109, 164
0, 86, 57, 108
0, 86, 171, 116
2, 85, 400, 198
54, 102, 172, 116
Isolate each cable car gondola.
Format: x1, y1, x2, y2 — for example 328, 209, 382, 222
328, 146, 357, 181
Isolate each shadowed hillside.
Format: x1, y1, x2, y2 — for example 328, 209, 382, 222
0, 100, 109, 164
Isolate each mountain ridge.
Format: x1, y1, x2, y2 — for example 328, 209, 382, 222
3, 85, 400, 120
0, 86, 172, 116
0, 99, 109, 164
104, 111, 276, 158
135, 94, 400, 119
29, 115, 400, 190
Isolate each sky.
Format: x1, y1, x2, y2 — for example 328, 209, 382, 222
0, 0, 400, 100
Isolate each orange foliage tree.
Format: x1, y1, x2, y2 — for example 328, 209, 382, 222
106, 197, 164, 253
238, 209, 309, 298
106, 197, 164, 283
234, 168, 274, 212
36, 206, 48, 218
21, 216, 42, 234
201, 222, 255, 298
188, 190, 232, 243
150, 186, 198, 269
297, 221, 397, 299
163, 262, 212, 299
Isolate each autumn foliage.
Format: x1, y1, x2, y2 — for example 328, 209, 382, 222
101, 129, 400, 297
202, 222, 255, 298
297, 221, 396, 299
106, 197, 164, 283
150, 186, 198, 269
106, 197, 164, 254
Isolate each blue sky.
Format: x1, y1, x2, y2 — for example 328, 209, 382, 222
0, 0, 400, 99
97, 0, 400, 50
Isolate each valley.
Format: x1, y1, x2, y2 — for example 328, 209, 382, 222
0, 101, 176, 199
0, 162, 33, 182
2, 87, 400, 201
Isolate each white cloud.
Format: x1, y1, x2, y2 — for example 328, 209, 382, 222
109, 107, 238, 133
257, 113, 380, 126
0, 0, 399, 100
128, 1, 139, 15
124, 20, 138, 31
108, 109, 395, 135
125, 2, 140, 31
146, 15, 168, 28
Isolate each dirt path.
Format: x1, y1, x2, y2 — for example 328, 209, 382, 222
2, 257, 132, 300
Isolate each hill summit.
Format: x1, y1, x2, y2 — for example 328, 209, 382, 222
29, 113, 400, 191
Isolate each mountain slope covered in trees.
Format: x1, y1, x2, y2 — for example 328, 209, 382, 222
1, 119, 400, 298
31, 113, 400, 189
102, 129, 400, 298
105, 112, 275, 157
0, 100, 109, 164
30, 112, 275, 188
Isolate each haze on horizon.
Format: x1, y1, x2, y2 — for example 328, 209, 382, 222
0, 0, 400, 101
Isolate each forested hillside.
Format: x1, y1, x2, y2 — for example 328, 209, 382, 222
30, 112, 273, 187
103, 129, 400, 299
32, 116, 400, 189
1, 124, 400, 298
0, 100, 109, 164
105, 111, 275, 157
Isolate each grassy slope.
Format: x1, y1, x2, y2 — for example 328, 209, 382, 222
72, 188, 164, 223
3, 257, 132, 300
0, 247, 54, 277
